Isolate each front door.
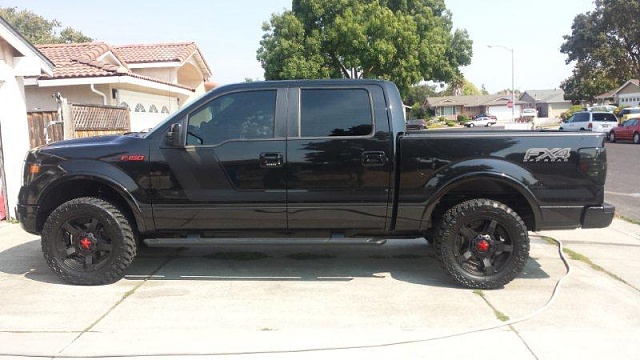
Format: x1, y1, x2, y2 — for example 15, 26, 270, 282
151, 88, 288, 231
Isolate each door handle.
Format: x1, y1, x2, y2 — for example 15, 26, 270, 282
260, 152, 283, 168
362, 151, 386, 167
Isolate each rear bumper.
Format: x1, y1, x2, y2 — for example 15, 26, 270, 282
581, 203, 615, 229
16, 204, 39, 235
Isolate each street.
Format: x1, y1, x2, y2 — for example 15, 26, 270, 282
604, 142, 640, 222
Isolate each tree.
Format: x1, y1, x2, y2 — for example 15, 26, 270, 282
257, 0, 472, 96
560, 0, 639, 102
0, 7, 92, 44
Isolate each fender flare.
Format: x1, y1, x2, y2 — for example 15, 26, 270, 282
420, 171, 543, 231
36, 160, 149, 233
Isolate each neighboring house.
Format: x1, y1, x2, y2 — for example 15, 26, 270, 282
594, 90, 616, 106
425, 94, 524, 122
0, 16, 54, 220
519, 89, 572, 119
25, 41, 212, 131
613, 79, 640, 108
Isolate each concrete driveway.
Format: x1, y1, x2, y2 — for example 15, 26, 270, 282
0, 220, 639, 359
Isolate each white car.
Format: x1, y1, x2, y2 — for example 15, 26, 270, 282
559, 111, 617, 133
521, 109, 537, 118
465, 116, 497, 127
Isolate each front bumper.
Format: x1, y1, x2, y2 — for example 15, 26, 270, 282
581, 203, 615, 229
16, 204, 39, 235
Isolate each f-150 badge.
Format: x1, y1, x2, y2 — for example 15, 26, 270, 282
523, 148, 571, 162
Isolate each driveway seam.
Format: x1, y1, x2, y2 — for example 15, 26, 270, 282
55, 253, 177, 355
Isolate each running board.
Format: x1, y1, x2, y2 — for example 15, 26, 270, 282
143, 237, 387, 247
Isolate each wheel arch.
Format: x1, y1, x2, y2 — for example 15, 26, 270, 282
35, 174, 147, 235
421, 172, 542, 232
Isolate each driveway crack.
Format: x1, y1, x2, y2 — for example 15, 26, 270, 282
56, 253, 177, 355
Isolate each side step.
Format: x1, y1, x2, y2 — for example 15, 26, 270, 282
143, 237, 387, 247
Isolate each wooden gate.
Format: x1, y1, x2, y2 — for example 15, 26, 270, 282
27, 104, 130, 148
27, 111, 63, 148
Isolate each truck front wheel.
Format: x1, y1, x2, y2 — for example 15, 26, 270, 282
434, 199, 529, 289
41, 197, 137, 285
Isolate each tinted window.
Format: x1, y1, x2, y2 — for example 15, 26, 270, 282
187, 90, 276, 145
572, 112, 589, 122
300, 89, 373, 137
592, 113, 617, 122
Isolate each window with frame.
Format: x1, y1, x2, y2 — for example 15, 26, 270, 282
186, 90, 276, 146
300, 89, 373, 137
571, 112, 589, 122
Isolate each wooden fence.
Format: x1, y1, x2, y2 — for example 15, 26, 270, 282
27, 111, 63, 148
27, 104, 130, 148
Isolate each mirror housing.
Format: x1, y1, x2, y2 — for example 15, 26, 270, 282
166, 123, 184, 147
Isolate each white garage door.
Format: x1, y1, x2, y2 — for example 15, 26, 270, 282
488, 105, 522, 122
118, 89, 179, 132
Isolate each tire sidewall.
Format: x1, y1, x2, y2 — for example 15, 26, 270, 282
41, 197, 135, 285
435, 199, 530, 289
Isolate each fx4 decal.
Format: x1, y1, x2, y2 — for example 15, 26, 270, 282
523, 148, 571, 163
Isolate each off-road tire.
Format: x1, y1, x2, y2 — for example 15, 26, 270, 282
434, 198, 530, 289
41, 197, 136, 285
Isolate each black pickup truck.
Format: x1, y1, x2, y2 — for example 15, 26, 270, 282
17, 79, 614, 288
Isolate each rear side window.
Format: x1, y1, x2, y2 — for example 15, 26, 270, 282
592, 113, 617, 122
300, 89, 373, 137
572, 112, 589, 122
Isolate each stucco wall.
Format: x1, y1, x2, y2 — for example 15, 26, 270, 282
25, 84, 107, 111
0, 41, 32, 219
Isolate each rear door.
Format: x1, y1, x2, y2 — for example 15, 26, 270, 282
285, 84, 394, 231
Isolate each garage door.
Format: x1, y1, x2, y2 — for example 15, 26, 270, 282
488, 105, 522, 122
118, 89, 179, 132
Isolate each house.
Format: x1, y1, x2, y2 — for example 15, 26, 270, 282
519, 89, 572, 119
0, 16, 54, 220
25, 41, 212, 131
613, 79, 640, 107
425, 94, 524, 122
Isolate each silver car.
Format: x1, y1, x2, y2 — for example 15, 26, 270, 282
559, 111, 617, 133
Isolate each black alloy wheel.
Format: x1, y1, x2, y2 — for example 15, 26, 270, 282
435, 198, 530, 289
41, 197, 136, 285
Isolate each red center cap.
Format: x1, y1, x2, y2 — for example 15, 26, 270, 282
477, 239, 490, 252
80, 237, 93, 250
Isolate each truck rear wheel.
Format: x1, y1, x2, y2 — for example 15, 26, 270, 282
434, 199, 529, 289
41, 197, 136, 285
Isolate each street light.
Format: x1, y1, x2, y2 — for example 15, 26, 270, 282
488, 45, 515, 123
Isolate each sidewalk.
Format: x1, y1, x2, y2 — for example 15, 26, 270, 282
0, 219, 638, 359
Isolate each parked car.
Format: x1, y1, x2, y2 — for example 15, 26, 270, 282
520, 109, 537, 118
618, 107, 640, 123
406, 119, 427, 131
465, 116, 497, 127
608, 118, 640, 144
559, 111, 617, 133
474, 113, 497, 120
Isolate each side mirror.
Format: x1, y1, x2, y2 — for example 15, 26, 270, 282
166, 123, 184, 146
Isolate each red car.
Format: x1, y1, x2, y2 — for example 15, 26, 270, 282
608, 118, 640, 144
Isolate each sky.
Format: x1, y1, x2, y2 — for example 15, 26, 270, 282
1, 0, 596, 94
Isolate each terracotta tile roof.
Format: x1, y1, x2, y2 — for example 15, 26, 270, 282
114, 42, 197, 63
114, 42, 212, 77
36, 42, 128, 78
34, 42, 196, 91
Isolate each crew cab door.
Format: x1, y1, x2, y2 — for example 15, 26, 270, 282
151, 88, 287, 231
285, 85, 394, 231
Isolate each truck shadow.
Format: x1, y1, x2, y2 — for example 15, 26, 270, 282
0, 239, 550, 288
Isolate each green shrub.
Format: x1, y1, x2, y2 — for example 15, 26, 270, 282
445, 120, 456, 127
457, 114, 470, 123
560, 105, 584, 121
438, 116, 448, 122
